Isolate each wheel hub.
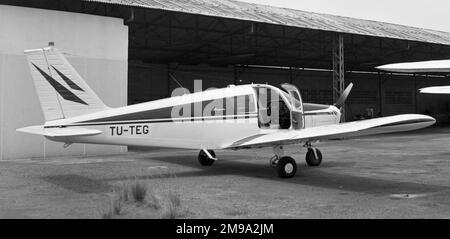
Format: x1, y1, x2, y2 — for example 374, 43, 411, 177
284, 163, 294, 174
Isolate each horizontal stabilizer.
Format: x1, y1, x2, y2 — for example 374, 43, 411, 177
17, 125, 102, 137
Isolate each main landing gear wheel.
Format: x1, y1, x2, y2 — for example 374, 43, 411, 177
276, 156, 297, 178
305, 148, 322, 166
198, 150, 216, 166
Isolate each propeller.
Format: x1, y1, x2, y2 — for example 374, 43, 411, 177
334, 82, 353, 109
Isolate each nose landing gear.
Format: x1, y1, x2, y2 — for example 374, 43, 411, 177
198, 149, 217, 166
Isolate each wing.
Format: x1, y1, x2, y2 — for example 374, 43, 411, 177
419, 86, 450, 94
17, 125, 102, 137
377, 60, 450, 95
377, 60, 450, 73
227, 114, 435, 149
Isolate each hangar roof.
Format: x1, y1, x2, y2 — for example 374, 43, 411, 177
5, 0, 450, 70
87, 0, 450, 46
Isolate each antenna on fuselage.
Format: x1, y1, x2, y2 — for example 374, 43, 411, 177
168, 73, 184, 88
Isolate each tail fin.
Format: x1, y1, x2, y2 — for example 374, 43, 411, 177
334, 82, 353, 109
24, 47, 109, 121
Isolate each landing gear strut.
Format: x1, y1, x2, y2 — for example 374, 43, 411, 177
304, 142, 322, 167
198, 149, 216, 166
271, 146, 297, 178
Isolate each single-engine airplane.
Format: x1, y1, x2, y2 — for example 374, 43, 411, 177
18, 47, 436, 178
377, 59, 450, 94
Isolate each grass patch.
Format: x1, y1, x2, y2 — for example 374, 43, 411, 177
130, 180, 147, 203
224, 207, 249, 217
160, 201, 177, 219
167, 192, 181, 208
98, 195, 124, 219
116, 181, 131, 202
101, 211, 113, 219
99, 172, 186, 219
160, 192, 182, 219
111, 196, 124, 216
145, 189, 161, 210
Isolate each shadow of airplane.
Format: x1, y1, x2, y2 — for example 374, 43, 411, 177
39, 126, 450, 197
101, 153, 449, 197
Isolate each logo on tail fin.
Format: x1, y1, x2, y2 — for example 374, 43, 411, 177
32, 63, 88, 105
51, 66, 85, 92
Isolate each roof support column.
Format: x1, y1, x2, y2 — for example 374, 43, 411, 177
332, 34, 345, 122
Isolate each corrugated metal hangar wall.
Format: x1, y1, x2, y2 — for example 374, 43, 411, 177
0, 5, 128, 160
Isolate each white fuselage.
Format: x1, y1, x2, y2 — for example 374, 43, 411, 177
43, 84, 341, 149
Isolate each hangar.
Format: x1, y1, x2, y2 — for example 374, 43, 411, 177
1, 0, 450, 160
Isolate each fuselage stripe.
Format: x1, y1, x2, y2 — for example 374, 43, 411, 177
45, 114, 259, 128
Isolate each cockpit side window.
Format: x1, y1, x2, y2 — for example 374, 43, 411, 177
254, 87, 291, 129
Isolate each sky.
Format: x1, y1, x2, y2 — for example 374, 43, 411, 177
238, 0, 450, 32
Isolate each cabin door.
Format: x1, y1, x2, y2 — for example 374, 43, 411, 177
281, 83, 305, 130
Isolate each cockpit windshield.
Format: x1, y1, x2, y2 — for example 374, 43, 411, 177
281, 91, 301, 108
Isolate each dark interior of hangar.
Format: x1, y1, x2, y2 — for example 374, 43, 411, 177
5, 0, 450, 123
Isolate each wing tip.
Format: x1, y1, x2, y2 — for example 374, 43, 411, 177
419, 86, 450, 94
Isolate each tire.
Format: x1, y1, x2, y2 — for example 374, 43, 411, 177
276, 156, 297, 178
305, 148, 322, 166
198, 150, 216, 166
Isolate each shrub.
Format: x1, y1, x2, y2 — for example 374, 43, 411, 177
130, 180, 147, 203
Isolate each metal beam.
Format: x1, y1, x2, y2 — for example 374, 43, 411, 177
332, 34, 345, 121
